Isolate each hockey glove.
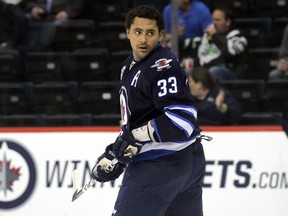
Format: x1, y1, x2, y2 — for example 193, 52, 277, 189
113, 122, 156, 163
112, 125, 146, 164
91, 144, 126, 182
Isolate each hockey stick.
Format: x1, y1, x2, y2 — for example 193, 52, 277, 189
71, 158, 118, 202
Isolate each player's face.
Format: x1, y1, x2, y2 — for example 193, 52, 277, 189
127, 17, 162, 61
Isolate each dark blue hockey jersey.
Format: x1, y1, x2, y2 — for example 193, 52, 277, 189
119, 45, 202, 162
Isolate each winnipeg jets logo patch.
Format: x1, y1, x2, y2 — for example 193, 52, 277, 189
151, 58, 172, 71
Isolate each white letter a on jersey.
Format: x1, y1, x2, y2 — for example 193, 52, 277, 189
131, 70, 141, 87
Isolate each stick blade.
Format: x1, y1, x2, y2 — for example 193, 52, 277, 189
71, 178, 97, 202
72, 189, 84, 202
71, 169, 80, 192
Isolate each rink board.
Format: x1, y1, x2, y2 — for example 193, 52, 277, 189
0, 126, 287, 216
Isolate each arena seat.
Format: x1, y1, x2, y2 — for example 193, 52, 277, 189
234, 17, 272, 48
271, 18, 288, 47
77, 81, 120, 115
263, 80, 288, 115
109, 50, 131, 81
94, 21, 130, 52
211, 0, 251, 17
43, 113, 92, 126
0, 49, 22, 81
244, 48, 279, 80
237, 112, 284, 125
53, 19, 95, 51
0, 82, 33, 115
31, 81, 78, 115
88, 0, 127, 23
92, 114, 121, 126
219, 79, 265, 113
0, 114, 45, 126
252, 0, 288, 17
65, 48, 110, 82
24, 51, 66, 83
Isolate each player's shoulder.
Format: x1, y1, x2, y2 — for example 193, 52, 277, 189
143, 46, 184, 82
148, 46, 179, 69
122, 53, 133, 66
146, 47, 180, 74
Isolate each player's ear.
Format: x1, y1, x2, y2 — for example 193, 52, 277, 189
126, 29, 130, 39
159, 30, 164, 40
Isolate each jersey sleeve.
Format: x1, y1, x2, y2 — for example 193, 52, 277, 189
148, 56, 199, 142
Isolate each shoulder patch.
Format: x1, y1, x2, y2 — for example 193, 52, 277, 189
150, 58, 172, 71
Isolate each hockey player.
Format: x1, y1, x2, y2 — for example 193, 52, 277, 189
91, 5, 209, 216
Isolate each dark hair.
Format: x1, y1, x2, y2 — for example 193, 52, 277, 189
190, 67, 215, 89
125, 5, 165, 32
214, 6, 234, 27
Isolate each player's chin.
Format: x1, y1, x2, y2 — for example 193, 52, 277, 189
138, 49, 150, 58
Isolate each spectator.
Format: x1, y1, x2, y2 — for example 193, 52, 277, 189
268, 58, 288, 80
23, 0, 90, 50
188, 67, 242, 125
0, 2, 29, 50
24, 0, 88, 21
162, 0, 212, 57
268, 25, 288, 80
191, 6, 248, 81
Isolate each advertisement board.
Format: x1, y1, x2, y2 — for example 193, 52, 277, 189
0, 126, 287, 216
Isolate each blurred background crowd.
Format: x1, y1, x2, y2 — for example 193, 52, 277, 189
0, 0, 288, 134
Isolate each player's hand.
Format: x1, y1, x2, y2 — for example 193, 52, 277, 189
112, 125, 145, 163
91, 144, 126, 182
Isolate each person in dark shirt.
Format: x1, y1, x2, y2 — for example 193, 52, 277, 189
0, 2, 29, 50
24, 0, 88, 21
188, 66, 242, 125
188, 6, 248, 80
23, 0, 90, 50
